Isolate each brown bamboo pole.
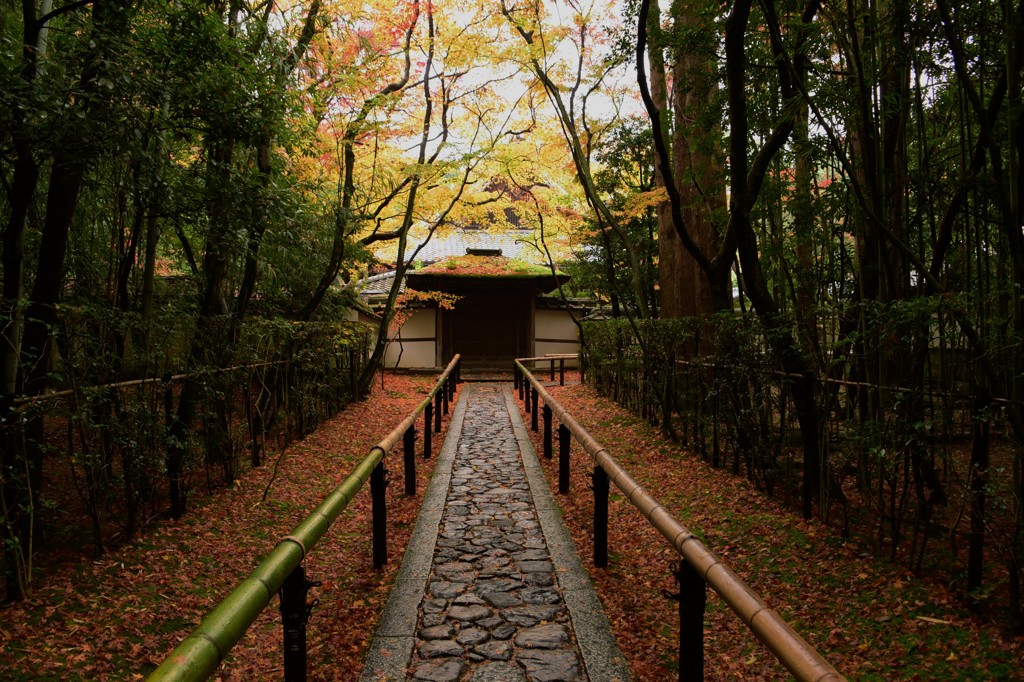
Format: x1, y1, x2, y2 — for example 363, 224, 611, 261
516, 360, 843, 682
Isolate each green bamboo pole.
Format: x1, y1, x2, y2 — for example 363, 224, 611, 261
146, 449, 380, 682
147, 355, 460, 681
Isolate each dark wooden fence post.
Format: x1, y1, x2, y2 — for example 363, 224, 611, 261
531, 388, 538, 432
371, 461, 387, 568
424, 401, 433, 459
280, 564, 311, 682
559, 358, 565, 386
593, 465, 608, 568
543, 404, 553, 459
434, 391, 442, 432
549, 358, 555, 381
675, 559, 707, 682
968, 389, 991, 605
403, 426, 416, 496
558, 424, 570, 494
442, 379, 449, 416
348, 349, 356, 398
712, 388, 720, 469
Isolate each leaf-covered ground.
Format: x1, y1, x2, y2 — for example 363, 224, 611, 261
3, 374, 1022, 680
0, 373, 458, 681
520, 376, 1023, 680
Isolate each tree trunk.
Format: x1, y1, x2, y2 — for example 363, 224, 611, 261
669, 0, 727, 324
646, 0, 680, 319
725, 0, 823, 518
166, 137, 236, 518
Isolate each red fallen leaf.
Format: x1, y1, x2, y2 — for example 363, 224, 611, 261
520, 376, 1021, 680
0, 373, 459, 681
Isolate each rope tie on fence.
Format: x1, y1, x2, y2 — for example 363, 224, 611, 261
276, 536, 307, 562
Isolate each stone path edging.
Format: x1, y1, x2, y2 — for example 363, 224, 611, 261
501, 389, 630, 681
359, 392, 468, 680
359, 384, 631, 681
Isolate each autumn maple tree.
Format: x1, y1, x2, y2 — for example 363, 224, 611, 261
2, 0, 1023, 649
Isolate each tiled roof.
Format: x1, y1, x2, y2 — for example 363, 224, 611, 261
359, 270, 402, 297
403, 229, 543, 266
359, 229, 556, 301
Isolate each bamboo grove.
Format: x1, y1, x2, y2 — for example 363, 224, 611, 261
3, 0, 1023, 634
0, 0, 596, 602
554, 0, 1024, 629
0, 0, 513, 602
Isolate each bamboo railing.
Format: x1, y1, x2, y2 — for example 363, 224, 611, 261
146, 355, 460, 681
515, 358, 843, 682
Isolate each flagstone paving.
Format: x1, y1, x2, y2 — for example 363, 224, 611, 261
360, 383, 630, 682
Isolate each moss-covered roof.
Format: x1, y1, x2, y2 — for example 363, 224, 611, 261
406, 255, 569, 295
414, 254, 560, 277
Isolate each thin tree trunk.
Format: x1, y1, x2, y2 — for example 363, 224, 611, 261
725, 0, 824, 519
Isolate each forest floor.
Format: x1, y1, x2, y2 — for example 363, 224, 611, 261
1, 373, 1022, 680
0, 373, 457, 681
523, 377, 1023, 680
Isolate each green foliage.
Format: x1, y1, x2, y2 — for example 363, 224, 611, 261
581, 316, 700, 425
4, 316, 373, 587
565, 117, 659, 316
0, 0, 384, 599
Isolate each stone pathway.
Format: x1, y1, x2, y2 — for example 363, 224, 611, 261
360, 384, 630, 682
409, 385, 580, 681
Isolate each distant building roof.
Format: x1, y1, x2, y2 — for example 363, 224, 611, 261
360, 228, 562, 304
403, 229, 543, 266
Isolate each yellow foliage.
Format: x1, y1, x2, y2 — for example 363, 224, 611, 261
616, 187, 669, 221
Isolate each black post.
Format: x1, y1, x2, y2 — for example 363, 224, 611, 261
403, 426, 416, 496
558, 424, 570, 494
712, 389, 720, 469
559, 358, 565, 386
442, 379, 449, 415
424, 402, 433, 459
371, 461, 387, 568
530, 388, 538, 432
675, 560, 707, 682
968, 389, 991, 604
349, 349, 356, 398
543, 404, 553, 459
434, 391, 442, 431
280, 565, 309, 682
550, 358, 555, 381
593, 465, 608, 568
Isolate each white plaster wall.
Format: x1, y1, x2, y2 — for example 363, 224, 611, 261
384, 340, 436, 368
385, 308, 437, 368
534, 309, 579, 366
397, 308, 436, 339
535, 341, 579, 363
535, 309, 577, 340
